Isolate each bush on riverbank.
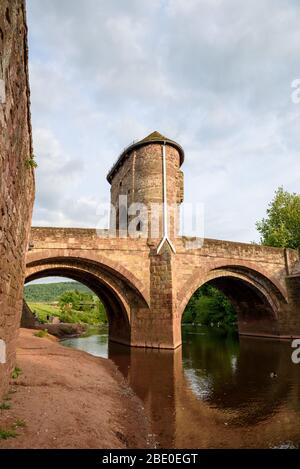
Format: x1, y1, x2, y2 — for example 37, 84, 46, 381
182, 285, 237, 329
58, 290, 107, 325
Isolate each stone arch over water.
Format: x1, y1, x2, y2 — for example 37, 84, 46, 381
178, 263, 288, 337
25, 252, 149, 345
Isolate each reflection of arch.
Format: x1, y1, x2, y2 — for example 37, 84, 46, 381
178, 262, 288, 337
25, 252, 149, 345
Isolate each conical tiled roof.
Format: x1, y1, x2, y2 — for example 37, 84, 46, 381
107, 131, 184, 183
140, 131, 168, 142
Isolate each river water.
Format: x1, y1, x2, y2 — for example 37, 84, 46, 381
62, 325, 300, 448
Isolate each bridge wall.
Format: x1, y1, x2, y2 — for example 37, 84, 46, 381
28, 227, 151, 301
174, 239, 300, 339
175, 238, 296, 290
26, 228, 300, 348
0, 0, 34, 399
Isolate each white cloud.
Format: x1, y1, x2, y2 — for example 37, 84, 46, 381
27, 0, 300, 242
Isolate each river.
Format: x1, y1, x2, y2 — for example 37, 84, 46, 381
62, 325, 300, 448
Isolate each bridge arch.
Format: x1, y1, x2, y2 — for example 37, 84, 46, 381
178, 262, 288, 337
25, 251, 149, 345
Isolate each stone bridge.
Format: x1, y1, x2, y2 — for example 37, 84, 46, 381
25, 132, 300, 348
25, 227, 300, 348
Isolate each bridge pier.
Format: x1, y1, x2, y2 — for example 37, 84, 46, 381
284, 275, 300, 337
130, 243, 180, 349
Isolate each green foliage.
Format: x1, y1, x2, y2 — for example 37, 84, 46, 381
0, 419, 26, 441
25, 282, 108, 326
59, 290, 93, 311
24, 281, 92, 303
25, 154, 38, 169
0, 402, 11, 410
58, 290, 107, 325
34, 329, 48, 338
11, 367, 22, 380
0, 429, 17, 440
97, 299, 108, 324
13, 419, 26, 429
256, 187, 300, 249
183, 284, 237, 330
29, 298, 107, 326
28, 303, 59, 323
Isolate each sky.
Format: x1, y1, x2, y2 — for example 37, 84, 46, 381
27, 0, 300, 244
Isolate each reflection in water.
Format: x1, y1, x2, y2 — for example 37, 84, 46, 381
63, 330, 108, 358
182, 327, 296, 427
62, 325, 300, 448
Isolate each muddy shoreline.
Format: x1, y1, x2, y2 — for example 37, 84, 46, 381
0, 329, 153, 449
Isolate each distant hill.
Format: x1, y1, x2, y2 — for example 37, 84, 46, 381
24, 282, 94, 303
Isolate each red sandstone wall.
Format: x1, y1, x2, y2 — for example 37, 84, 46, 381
27, 226, 300, 346
0, 0, 34, 398
27, 227, 151, 302
174, 237, 293, 297
109, 143, 182, 239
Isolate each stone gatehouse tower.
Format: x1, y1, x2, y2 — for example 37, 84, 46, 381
107, 131, 184, 248
106, 131, 186, 347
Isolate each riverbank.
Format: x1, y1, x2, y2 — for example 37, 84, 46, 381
36, 322, 88, 338
0, 329, 152, 449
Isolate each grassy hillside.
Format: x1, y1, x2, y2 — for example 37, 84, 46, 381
28, 301, 107, 325
24, 281, 93, 303
24, 282, 108, 325
28, 302, 60, 322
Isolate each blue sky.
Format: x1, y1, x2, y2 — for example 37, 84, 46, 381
27, 0, 300, 243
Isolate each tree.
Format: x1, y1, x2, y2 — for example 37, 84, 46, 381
58, 290, 108, 325
59, 290, 81, 311
95, 299, 108, 324
256, 187, 300, 249
182, 285, 237, 329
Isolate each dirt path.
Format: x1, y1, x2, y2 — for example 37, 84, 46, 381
0, 329, 152, 448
